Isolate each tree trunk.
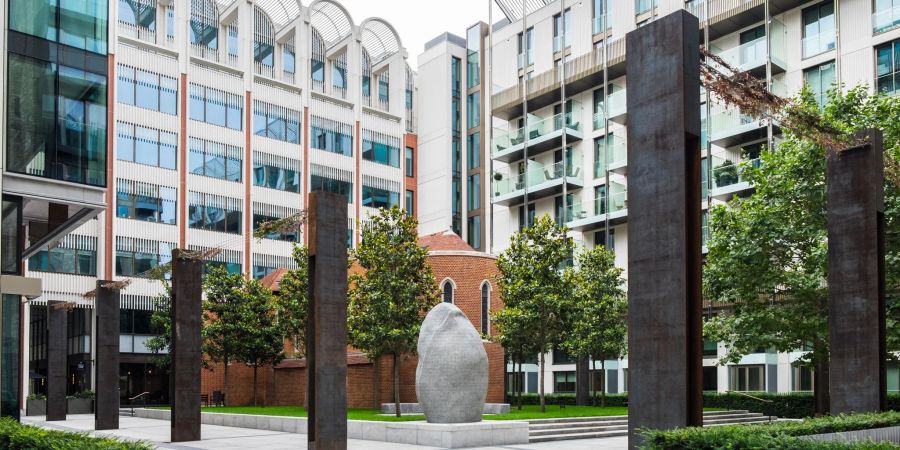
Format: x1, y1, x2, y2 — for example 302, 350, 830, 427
223, 357, 229, 407
373, 357, 381, 410
600, 360, 606, 407
539, 352, 546, 413
814, 356, 831, 416
393, 352, 401, 418
576, 358, 589, 406
517, 360, 523, 410
252, 365, 258, 407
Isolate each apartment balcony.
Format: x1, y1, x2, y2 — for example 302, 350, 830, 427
708, 80, 783, 146
118, 21, 156, 45
492, 110, 584, 163
492, 161, 584, 207
332, 85, 348, 100
709, 157, 759, 200
312, 79, 325, 93
711, 22, 785, 76
802, 31, 836, 59
566, 186, 628, 231
600, 89, 627, 124
874, 4, 900, 34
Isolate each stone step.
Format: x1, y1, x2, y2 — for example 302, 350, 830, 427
706, 418, 779, 427
529, 420, 628, 430
530, 424, 628, 437
703, 409, 751, 416
704, 415, 774, 425
529, 429, 629, 443
525, 410, 755, 425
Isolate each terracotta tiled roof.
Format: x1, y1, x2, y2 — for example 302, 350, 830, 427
418, 230, 474, 252
260, 267, 290, 292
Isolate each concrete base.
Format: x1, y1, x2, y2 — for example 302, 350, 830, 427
134, 409, 529, 448
380, 403, 510, 415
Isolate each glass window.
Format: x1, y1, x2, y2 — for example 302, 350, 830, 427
362, 138, 401, 168
467, 92, 480, 129
310, 175, 353, 203
254, 101, 301, 144
466, 25, 481, 88
554, 371, 576, 393
405, 147, 415, 177
189, 84, 242, 130
10, 0, 108, 54
802, 1, 836, 58
480, 283, 489, 334
311, 125, 354, 157
876, 39, 900, 95
792, 365, 814, 392
442, 281, 453, 303
378, 77, 390, 102
467, 215, 481, 249
1, 200, 21, 275
283, 45, 296, 73
405, 190, 414, 215
804, 61, 836, 107
467, 133, 481, 169
361, 185, 400, 209
7, 54, 107, 187
730, 365, 765, 391
311, 59, 325, 82
188, 194, 241, 234
467, 174, 480, 211
635, 0, 655, 15
188, 139, 242, 182
253, 213, 299, 242
875, 0, 900, 34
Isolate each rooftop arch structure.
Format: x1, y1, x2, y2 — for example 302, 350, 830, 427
359, 18, 402, 64
308, 0, 353, 48
252, 0, 302, 29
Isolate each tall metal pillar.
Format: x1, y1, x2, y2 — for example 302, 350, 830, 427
307, 192, 349, 450
171, 250, 203, 442
95, 281, 121, 430
827, 129, 886, 414
625, 10, 703, 448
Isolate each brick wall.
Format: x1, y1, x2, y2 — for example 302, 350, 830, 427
201, 250, 506, 407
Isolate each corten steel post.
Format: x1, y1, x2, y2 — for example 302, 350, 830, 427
827, 129, 886, 414
95, 281, 121, 430
306, 192, 349, 450
625, 10, 703, 448
171, 250, 203, 442
46, 301, 67, 421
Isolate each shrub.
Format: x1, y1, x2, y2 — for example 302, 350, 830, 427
0, 418, 151, 450
26, 394, 46, 401
72, 390, 95, 399
641, 411, 900, 449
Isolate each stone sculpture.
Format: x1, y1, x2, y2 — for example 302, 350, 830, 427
416, 302, 488, 423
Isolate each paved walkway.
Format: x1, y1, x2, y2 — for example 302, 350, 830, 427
23, 415, 627, 450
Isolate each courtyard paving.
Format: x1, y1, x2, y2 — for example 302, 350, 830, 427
23, 414, 627, 449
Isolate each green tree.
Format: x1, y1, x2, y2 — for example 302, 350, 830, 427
234, 277, 285, 407
704, 86, 900, 414
347, 207, 439, 417
492, 307, 538, 410
494, 215, 575, 412
201, 266, 246, 406
274, 245, 310, 357
563, 245, 627, 406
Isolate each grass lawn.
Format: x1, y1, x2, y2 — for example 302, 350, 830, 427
152, 405, 725, 422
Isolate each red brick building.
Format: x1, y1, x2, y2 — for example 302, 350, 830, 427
201, 230, 505, 408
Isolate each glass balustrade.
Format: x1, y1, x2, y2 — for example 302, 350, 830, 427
713, 23, 785, 72
592, 15, 609, 35
492, 160, 582, 198
711, 158, 760, 189
802, 31, 836, 58
492, 111, 582, 156
874, 4, 900, 34
517, 49, 534, 69
596, 89, 626, 119
566, 187, 627, 222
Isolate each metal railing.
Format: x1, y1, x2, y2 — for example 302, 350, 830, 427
492, 110, 583, 155
125, 392, 150, 417
492, 160, 582, 198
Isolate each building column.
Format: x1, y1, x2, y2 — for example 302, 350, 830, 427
46, 301, 66, 421
95, 281, 121, 430
171, 250, 203, 442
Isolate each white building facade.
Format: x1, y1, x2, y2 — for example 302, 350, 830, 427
418, 0, 900, 398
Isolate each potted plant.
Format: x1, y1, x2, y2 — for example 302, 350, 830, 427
67, 390, 94, 414
493, 172, 503, 196
25, 393, 46, 416
714, 160, 739, 187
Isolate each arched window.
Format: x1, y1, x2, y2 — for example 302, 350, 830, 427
190, 0, 218, 49
442, 280, 454, 303
253, 6, 275, 68
481, 282, 490, 334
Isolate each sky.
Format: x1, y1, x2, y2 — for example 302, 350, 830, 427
338, 0, 503, 69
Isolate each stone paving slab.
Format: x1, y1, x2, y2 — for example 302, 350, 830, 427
23, 414, 627, 449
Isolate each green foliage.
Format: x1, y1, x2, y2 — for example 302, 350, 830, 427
0, 417, 152, 449
273, 245, 309, 357
640, 411, 900, 449
235, 276, 285, 406
26, 394, 46, 401
704, 86, 900, 375
494, 215, 575, 410
703, 392, 815, 419
202, 266, 247, 373
347, 207, 439, 360
72, 390, 95, 399
144, 281, 172, 368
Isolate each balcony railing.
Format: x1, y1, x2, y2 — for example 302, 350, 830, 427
332, 85, 347, 100
492, 112, 582, 156
566, 188, 627, 223
874, 5, 900, 34
283, 71, 295, 84
492, 160, 582, 198
597, 89, 627, 121
377, 97, 390, 112
191, 43, 220, 62
312, 79, 325, 93
255, 61, 275, 78
517, 49, 534, 69
711, 158, 760, 190
118, 21, 156, 44
712, 22, 785, 72
596, 137, 627, 170
802, 31, 836, 59
553, 36, 571, 53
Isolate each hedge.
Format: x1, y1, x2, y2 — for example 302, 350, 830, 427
505, 392, 900, 419
0, 418, 152, 450
640, 411, 900, 449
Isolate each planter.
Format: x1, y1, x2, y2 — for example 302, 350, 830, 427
25, 399, 46, 416
67, 398, 93, 414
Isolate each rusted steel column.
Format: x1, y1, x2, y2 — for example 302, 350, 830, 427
46, 301, 67, 421
171, 250, 203, 442
625, 10, 703, 448
307, 192, 349, 450
95, 281, 121, 430
827, 129, 886, 414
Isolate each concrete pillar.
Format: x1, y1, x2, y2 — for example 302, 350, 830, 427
625, 10, 703, 448
46, 301, 67, 421
827, 129, 886, 414
171, 250, 203, 442
95, 281, 121, 430
307, 192, 349, 450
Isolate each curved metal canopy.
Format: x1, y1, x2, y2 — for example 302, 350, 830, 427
494, 0, 553, 22
254, 0, 302, 28
360, 18, 402, 63
309, 0, 353, 47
